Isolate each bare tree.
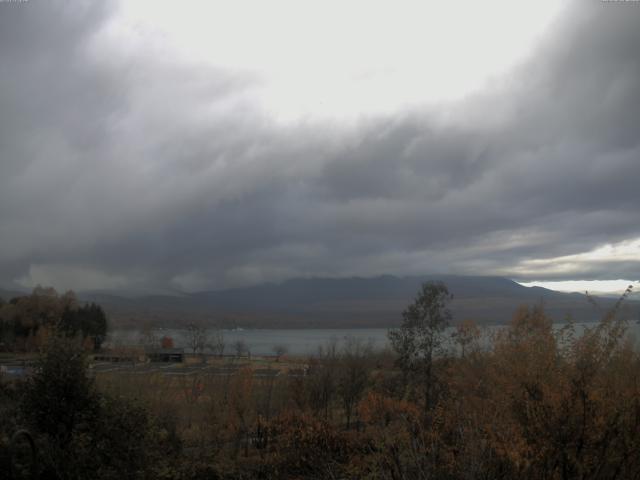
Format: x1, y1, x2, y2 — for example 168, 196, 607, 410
211, 327, 225, 357
138, 322, 158, 349
451, 319, 481, 358
186, 322, 209, 356
272, 344, 288, 361
307, 338, 339, 420
337, 336, 373, 429
234, 339, 248, 358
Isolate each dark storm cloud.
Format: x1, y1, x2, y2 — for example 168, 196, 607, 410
0, 0, 639, 292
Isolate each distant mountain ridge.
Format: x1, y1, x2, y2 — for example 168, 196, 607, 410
0, 287, 28, 301
30, 275, 635, 329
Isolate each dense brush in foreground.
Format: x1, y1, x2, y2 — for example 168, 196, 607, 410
1, 285, 639, 479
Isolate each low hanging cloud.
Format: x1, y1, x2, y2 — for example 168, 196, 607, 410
1, 0, 639, 292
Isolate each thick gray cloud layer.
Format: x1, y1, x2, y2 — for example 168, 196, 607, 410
0, 0, 639, 292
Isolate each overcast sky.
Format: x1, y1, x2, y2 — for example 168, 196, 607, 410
1, 0, 639, 294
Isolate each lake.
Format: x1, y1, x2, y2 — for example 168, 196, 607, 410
108, 321, 640, 356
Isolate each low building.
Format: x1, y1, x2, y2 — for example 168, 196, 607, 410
146, 347, 184, 363
93, 347, 146, 363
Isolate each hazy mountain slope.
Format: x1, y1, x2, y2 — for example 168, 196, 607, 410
70, 275, 639, 328
0, 288, 28, 302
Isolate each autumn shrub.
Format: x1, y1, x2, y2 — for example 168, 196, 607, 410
434, 298, 640, 480
251, 411, 371, 479
0, 381, 21, 475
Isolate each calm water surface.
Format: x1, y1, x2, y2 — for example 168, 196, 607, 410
109, 321, 640, 356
